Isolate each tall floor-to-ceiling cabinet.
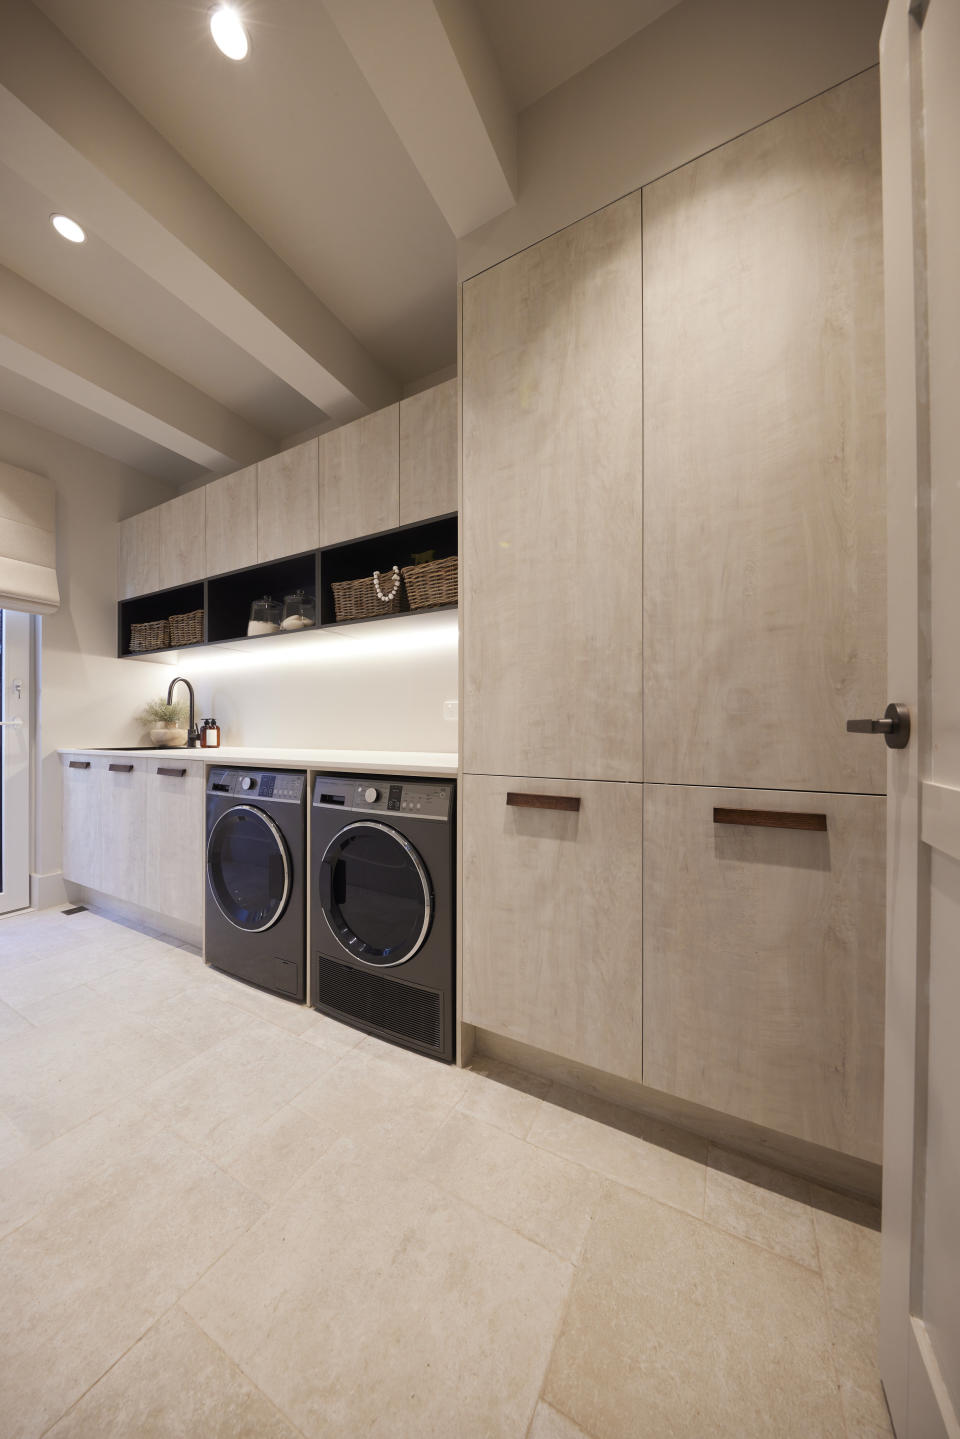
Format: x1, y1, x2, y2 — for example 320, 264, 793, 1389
461, 69, 886, 1164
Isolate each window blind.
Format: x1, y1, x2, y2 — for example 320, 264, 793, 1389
0, 461, 60, 615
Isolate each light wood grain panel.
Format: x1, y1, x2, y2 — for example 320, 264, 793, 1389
399, 378, 458, 524
462, 189, 644, 782
462, 774, 643, 1082
144, 760, 204, 926
257, 438, 319, 563
643, 70, 885, 794
60, 755, 103, 890
117, 507, 159, 600
318, 403, 399, 546
204, 466, 258, 576
99, 761, 148, 906
158, 490, 206, 588
642, 782, 885, 1162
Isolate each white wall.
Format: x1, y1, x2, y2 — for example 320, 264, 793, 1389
459, 0, 885, 280
0, 407, 176, 898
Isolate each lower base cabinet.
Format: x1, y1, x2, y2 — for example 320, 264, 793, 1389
61, 753, 203, 930
642, 783, 885, 1163
461, 773, 644, 1083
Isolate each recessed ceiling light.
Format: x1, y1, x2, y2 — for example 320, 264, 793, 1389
50, 214, 86, 244
209, 5, 249, 60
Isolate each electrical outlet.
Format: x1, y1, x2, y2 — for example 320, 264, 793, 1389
443, 699, 458, 723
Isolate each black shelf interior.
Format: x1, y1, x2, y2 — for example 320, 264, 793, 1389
319, 514, 458, 625
118, 582, 205, 657
206, 551, 319, 643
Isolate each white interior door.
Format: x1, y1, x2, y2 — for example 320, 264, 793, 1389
878, 2, 960, 1435
0, 609, 31, 915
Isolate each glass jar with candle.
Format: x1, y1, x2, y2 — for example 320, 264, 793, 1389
281, 589, 316, 631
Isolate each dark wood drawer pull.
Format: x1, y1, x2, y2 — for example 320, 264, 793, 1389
109, 763, 134, 773
506, 792, 581, 813
713, 807, 827, 832
157, 767, 187, 778
68, 760, 91, 769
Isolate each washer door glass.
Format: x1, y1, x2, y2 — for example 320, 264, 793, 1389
207, 806, 291, 932
321, 821, 432, 966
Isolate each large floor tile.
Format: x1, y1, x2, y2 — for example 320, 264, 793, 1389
46, 1307, 301, 1439
810, 1186, 882, 1319
457, 1056, 552, 1139
203, 970, 320, 1034
0, 942, 144, 1009
421, 1109, 603, 1260
544, 1185, 846, 1439
182, 1136, 572, 1439
528, 1084, 707, 1218
0, 1126, 265, 1439
0, 996, 32, 1042
528, 1403, 595, 1439
138, 1017, 338, 1162
704, 1146, 819, 1269
221, 1101, 339, 1203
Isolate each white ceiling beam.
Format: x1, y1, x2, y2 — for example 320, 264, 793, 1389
0, 0, 399, 423
323, 0, 517, 237
0, 266, 272, 471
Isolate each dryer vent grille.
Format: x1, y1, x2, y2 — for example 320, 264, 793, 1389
313, 954, 442, 1052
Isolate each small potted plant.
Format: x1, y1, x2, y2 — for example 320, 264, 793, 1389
140, 697, 189, 748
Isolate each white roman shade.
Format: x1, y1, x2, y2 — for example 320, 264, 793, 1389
0, 461, 60, 615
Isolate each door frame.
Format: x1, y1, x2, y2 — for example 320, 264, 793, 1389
0, 608, 32, 915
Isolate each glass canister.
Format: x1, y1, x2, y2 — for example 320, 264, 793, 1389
280, 589, 316, 631
247, 596, 282, 636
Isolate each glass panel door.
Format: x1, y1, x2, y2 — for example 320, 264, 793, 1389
207, 806, 291, 932
320, 822, 432, 966
0, 610, 30, 916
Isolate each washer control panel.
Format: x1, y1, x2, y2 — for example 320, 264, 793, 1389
208, 769, 306, 804
313, 775, 454, 821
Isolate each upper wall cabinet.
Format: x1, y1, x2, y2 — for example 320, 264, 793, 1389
117, 505, 159, 600
258, 438, 320, 563
642, 70, 886, 795
399, 378, 458, 525
461, 190, 644, 783
205, 465, 258, 577
158, 489, 206, 589
318, 404, 399, 547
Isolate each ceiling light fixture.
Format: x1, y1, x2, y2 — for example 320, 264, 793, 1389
209, 5, 249, 60
50, 214, 86, 244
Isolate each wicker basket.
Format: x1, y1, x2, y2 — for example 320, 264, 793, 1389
331, 569, 403, 622
129, 619, 170, 652
168, 609, 204, 646
402, 555, 458, 611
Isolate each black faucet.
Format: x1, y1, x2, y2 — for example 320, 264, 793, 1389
167, 676, 200, 748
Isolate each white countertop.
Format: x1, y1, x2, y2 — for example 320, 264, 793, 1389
59, 746, 459, 777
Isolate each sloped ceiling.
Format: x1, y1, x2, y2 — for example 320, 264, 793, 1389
0, 0, 681, 487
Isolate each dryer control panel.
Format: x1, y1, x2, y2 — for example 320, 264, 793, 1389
208, 769, 306, 804
313, 775, 453, 822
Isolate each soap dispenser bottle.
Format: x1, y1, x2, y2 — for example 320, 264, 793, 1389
200, 717, 221, 748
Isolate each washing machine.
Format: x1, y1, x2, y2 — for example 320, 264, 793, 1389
310, 773, 456, 1062
205, 767, 307, 1002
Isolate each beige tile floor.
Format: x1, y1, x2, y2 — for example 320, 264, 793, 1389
0, 906, 893, 1439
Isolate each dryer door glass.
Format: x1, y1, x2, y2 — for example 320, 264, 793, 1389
321, 821, 431, 967
207, 805, 291, 933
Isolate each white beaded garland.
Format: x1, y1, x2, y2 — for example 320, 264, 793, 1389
373, 565, 400, 602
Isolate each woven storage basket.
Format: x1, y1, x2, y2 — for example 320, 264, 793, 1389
402, 554, 458, 611
331, 570, 403, 622
168, 609, 204, 646
129, 619, 169, 652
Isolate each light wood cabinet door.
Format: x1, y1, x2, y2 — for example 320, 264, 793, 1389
642, 71, 886, 794
117, 507, 159, 600
462, 774, 644, 1082
144, 759, 204, 926
462, 190, 644, 782
642, 783, 885, 1162
61, 756, 103, 890
205, 466, 258, 576
318, 403, 399, 546
257, 439, 320, 563
98, 761, 148, 906
158, 490, 206, 589
399, 379, 457, 524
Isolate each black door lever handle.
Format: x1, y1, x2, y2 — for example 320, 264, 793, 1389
847, 702, 910, 749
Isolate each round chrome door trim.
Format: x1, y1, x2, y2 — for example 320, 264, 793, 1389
320, 819, 432, 967
206, 803, 292, 934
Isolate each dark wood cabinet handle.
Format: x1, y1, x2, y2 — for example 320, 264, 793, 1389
157, 767, 187, 778
68, 760, 91, 769
109, 763, 134, 773
713, 807, 827, 832
506, 791, 581, 813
